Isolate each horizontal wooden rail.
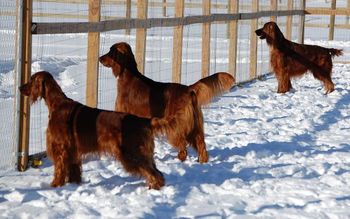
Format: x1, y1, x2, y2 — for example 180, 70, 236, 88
306, 8, 350, 16
32, 10, 305, 34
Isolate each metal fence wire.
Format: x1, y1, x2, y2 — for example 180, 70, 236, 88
0, 0, 18, 170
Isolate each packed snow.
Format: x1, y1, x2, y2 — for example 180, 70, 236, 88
1, 61, 350, 217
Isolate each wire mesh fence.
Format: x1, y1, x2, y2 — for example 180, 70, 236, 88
0, 0, 18, 170
0, 0, 349, 171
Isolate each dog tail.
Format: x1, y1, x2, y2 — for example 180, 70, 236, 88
329, 48, 343, 57
189, 72, 235, 106
150, 116, 175, 136
189, 90, 204, 143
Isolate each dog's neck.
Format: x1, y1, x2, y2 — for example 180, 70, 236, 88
43, 80, 68, 112
118, 67, 154, 86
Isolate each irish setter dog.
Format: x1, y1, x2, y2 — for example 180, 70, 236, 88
19, 71, 166, 189
99, 42, 235, 163
255, 21, 343, 94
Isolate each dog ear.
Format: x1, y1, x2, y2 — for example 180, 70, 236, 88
30, 75, 45, 103
113, 45, 138, 72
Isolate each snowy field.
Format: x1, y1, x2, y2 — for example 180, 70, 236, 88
1, 62, 350, 217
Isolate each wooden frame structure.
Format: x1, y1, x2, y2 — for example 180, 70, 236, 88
16, 0, 348, 170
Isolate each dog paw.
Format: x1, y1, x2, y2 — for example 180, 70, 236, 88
177, 150, 187, 162
198, 152, 209, 163
50, 180, 65, 188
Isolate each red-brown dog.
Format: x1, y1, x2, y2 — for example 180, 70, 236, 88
100, 42, 235, 163
19, 71, 167, 189
256, 21, 343, 94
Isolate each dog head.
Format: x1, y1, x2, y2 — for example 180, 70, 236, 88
255, 22, 284, 45
99, 42, 138, 77
19, 71, 53, 103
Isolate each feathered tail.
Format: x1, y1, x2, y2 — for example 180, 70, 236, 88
150, 116, 175, 136
329, 48, 343, 57
189, 72, 235, 106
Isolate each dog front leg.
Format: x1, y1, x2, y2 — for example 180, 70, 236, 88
276, 74, 292, 93
50, 146, 69, 187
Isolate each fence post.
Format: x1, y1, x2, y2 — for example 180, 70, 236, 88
136, 0, 148, 74
163, 0, 167, 17
125, 0, 131, 35
286, 0, 293, 40
347, 0, 350, 24
86, 0, 101, 108
228, 1, 238, 78
202, 0, 211, 78
17, 0, 32, 171
329, 0, 336, 40
270, 0, 277, 22
298, 0, 306, 44
249, 0, 259, 79
172, 0, 184, 83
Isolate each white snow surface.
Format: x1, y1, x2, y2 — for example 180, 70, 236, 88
1, 62, 350, 218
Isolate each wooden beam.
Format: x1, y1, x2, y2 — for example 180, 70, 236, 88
298, 0, 306, 44
135, 0, 148, 74
228, 1, 238, 78
32, 10, 305, 35
329, 0, 336, 40
347, 0, 350, 24
18, 0, 32, 172
125, 0, 131, 35
249, 0, 259, 79
286, 0, 293, 40
86, 0, 101, 108
163, 0, 167, 17
270, 0, 277, 22
201, 0, 211, 78
172, 0, 184, 83
306, 7, 349, 15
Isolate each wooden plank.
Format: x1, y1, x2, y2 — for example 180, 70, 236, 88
249, 0, 259, 79
286, 0, 293, 40
18, 0, 32, 172
329, 0, 336, 40
32, 10, 306, 35
298, 0, 306, 44
306, 8, 349, 15
228, 1, 238, 78
270, 0, 277, 22
86, 0, 101, 108
135, 0, 148, 74
306, 23, 350, 29
201, 0, 211, 78
172, 0, 184, 83
125, 0, 131, 35
347, 0, 350, 23
163, 0, 166, 17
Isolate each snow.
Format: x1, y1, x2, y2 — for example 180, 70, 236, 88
1, 61, 350, 217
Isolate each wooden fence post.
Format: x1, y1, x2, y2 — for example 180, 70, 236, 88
286, 0, 293, 40
125, 0, 131, 35
17, 0, 32, 171
249, 0, 258, 79
228, 1, 238, 78
347, 0, 350, 24
136, 0, 148, 74
298, 0, 306, 44
86, 0, 101, 108
270, 0, 278, 22
202, 0, 211, 78
172, 0, 184, 83
329, 0, 336, 40
163, 0, 167, 17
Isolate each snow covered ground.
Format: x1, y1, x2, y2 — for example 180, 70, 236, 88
1, 62, 350, 218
